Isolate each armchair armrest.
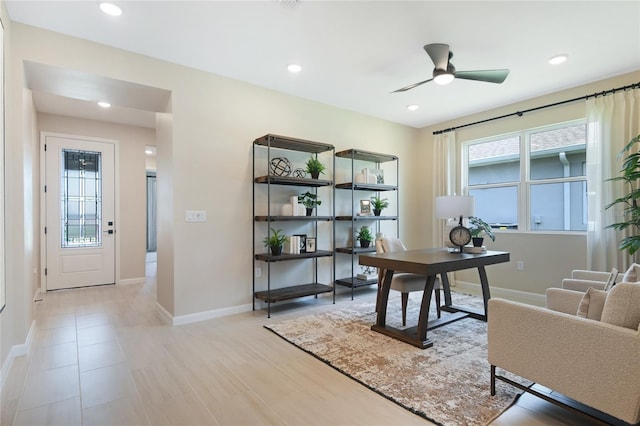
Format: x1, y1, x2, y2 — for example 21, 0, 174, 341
571, 269, 612, 281
545, 287, 584, 314
561, 278, 606, 292
488, 298, 640, 424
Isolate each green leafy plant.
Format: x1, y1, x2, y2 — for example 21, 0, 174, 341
370, 196, 389, 211
263, 227, 287, 248
605, 134, 640, 255
468, 216, 496, 241
298, 191, 322, 208
356, 226, 373, 242
305, 157, 326, 176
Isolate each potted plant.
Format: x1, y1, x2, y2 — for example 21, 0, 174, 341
468, 216, 496, 247
605, 134, 640, 255
263, 227, 287, 256
298, 191, 322, 216
305, 156, 326, 179
356, 226, 373, 248
370, 196, 389, 216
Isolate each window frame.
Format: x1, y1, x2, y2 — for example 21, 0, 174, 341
462, 119, 587, 234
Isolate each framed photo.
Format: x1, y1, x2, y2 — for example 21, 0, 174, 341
372, 169, 384, 184
306, 237, 317, 253
293, 234, 307, 252
359, 199, 372, 215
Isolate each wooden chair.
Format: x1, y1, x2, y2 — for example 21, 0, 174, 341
375, 237, 441, 326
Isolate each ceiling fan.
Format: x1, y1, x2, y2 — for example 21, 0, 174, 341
392, 43, 509, 93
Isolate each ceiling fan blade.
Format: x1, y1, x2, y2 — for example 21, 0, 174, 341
455, 69, 510, 84
424, 43, 450, 70
391, 78, 433, 93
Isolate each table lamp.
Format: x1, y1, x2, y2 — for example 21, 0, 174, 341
435, 195, 475, 253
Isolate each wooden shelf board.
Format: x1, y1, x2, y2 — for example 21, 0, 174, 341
255, 175, 333, 187
255, 249, 333, 262
335, 277, 378, 288
335, 215, 398, 221
255, 216, 333, 222
254, 134, 334, 153
335, 183, 397, 191
335, 247, 376, 254
254, 283, 333, 303
335, 149, 398, 163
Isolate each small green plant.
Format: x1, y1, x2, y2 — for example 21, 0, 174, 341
263, 227, 287, 248
305, 157, 326, 176
370, 196, 389, 211
356, 226, 373, 242
298, 191, 322, 208
605, 134, 640, 255
468, 216, 496, 241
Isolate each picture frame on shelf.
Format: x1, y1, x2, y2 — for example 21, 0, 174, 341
359, 199, 372, 215
306, 238, 316, 253
372, 169, 384, 184
294, 234, 307, 252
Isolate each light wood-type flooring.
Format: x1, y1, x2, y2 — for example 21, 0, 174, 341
1, 256, 609, 425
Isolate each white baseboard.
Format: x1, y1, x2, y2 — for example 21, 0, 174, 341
119, 277, 145, 286
33, 288, 43, 302
453, 280, 546, 307
1, 320, 36, 389
155, 302, 253, 326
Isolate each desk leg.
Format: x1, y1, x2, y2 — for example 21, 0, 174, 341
478, 266, 491, 320
376, 269, 394, 327
440, 272, 452, 306
415, 276, 436, 343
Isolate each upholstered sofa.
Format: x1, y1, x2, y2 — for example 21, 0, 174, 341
488, 282, 640, 424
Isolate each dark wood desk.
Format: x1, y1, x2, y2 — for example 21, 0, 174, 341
359, 248, 510, 349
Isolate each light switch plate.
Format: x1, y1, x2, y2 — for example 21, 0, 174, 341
186, 210, 206, 222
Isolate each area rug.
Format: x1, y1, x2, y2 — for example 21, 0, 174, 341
264, 292, 529, 426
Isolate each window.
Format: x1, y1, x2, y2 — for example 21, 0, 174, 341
464, 121, 586, 232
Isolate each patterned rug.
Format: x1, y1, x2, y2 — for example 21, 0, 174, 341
264, 292, 529, 426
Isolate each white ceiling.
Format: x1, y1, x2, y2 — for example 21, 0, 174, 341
6, 1, 640, 129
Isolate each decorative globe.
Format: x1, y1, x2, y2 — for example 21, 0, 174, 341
269, 157, 292, 176
292, 168, 306, 178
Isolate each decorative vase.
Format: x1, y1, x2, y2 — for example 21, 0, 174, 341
270, 245, 283, 256
472, 237, 484, 247
373, 209, 381, 216
306, 208, 313, 216
360, 239, 371, 249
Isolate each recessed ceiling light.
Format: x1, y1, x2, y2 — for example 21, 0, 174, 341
100, 2, 122, 16
407, 105, 419, 111
287, 64, 302, 73
549, 54, 568, 65
98, 101, 111, 108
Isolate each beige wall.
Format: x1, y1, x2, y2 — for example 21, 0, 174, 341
417, 71, 640, 297
37, 113, 154, 282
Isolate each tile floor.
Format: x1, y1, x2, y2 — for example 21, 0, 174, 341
1, 255, 610, 425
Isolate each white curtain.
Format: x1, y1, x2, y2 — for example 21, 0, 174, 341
586, 88, 640, 272
431, 131, 457, 247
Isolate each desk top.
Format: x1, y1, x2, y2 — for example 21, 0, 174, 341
358, 247, 510, 275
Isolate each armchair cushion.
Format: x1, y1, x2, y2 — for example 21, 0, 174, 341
601, 282, 640, 330
621, 263, 640, 282
576, 287, 607, 321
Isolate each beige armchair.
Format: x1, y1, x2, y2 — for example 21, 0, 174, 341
375, 237, 441, 326
561, 268, 619, 292
487, 282, 640, 424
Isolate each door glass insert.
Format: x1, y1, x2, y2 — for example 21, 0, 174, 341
61, 149, 102, 248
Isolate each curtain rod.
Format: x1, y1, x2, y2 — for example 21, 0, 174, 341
432, 81, 640, 135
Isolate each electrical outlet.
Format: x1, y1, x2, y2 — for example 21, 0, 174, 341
186, 210, 207, 222
516, 261, 524, 271
255, 267, 261, 277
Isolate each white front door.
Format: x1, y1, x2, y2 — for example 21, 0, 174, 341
44, 134, 116, 290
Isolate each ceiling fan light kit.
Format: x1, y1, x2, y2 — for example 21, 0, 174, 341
393, 43, 510, 93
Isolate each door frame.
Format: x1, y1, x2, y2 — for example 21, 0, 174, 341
40, 131, 121, 292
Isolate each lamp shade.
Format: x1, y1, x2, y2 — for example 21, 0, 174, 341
435, 196, 475, 219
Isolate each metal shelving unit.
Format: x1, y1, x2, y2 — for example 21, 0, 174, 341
252, 134, 335, 317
